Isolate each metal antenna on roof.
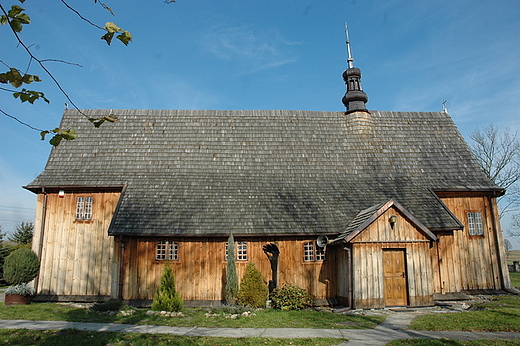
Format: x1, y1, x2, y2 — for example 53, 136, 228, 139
345, 22, 354, 69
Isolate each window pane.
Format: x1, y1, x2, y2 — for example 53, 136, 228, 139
468, 212, 483, 236
168, 241, 179, 260
84, 197, 93, 220
303, 242, 314, 261
156, 240, 167, 260
316, 245, 326, 261
76, 197, 84, 219
237, 241, 247, 261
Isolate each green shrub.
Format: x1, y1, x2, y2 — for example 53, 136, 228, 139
151, 266, 183, 312
3, 248, 40, 285
271, 284, 314, 310
236, 262, 268, 308
225, 234, 239, 305
91, 299, 124, 313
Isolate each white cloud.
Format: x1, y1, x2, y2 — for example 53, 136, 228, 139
202, 24, 298, 75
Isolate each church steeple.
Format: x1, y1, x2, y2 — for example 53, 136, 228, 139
342, 24, 368, 113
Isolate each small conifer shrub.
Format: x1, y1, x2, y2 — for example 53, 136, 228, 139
3, 248, 40, 285
151, 266, 183, 312
236, 262, 268, 308
225, 234, 239, 305
271, 284, 314, 310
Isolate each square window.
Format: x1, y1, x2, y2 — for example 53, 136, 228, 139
156, 240, 178, 260
225, 241, 248, 261
304, 241, 325, 261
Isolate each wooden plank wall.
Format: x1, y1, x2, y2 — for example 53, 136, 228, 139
32, 192, 120, 297
350, 207, 434, 309
433, 196, 505, 293
121, 236, 337, 302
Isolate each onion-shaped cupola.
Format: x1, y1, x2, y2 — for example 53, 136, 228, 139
342, 24, 368, 114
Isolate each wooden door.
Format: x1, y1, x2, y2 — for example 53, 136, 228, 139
383, 249, 408, 306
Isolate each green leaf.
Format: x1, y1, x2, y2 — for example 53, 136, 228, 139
101, 32, 115, 45
16, 13, 30, 24
12, 88, 50, 104
1, 15, 7, 26
49, 134, 63, 146
40, 130, 50, 141
8, 5, 24, 17
116, 30, 132, 45
10, 18, 23, 33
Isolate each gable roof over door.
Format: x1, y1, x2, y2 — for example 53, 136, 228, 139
333, 199, 438, 244
25, 109, 502, 236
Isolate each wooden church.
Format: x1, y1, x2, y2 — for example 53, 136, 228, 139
25, 36, 511, 309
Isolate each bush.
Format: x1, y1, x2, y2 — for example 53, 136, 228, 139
225, 234, 239, 305
151, 266, 183, 312
5, 283, 35, 296
236, 262, 268, 308
91, 299, 124, 313
3, 248, 40, 285
271, 284, 314, 310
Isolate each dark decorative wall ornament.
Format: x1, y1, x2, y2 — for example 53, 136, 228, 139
262, 243, 279, 293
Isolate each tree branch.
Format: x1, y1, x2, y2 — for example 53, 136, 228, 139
0, 108, 44, 132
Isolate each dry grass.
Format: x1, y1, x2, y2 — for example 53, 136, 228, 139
507, 250, 520, 265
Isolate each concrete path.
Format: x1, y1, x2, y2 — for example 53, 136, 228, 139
1, 312, 520, 345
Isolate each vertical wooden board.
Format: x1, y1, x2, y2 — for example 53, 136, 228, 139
110, 237, 121, 299
36, 196, 52, 294
45, 194, 60, 295
483, 197, 500, 287
490, 197, 511, 288
429, 242, 441, 293
406, 244, 417, 303
351, 245, 361, 303
31, 195, 43, 291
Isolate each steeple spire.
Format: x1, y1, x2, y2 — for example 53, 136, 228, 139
342, 23, 368, 113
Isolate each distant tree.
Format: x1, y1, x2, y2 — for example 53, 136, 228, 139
470, 125, 520, 217
0, 225, 8, 284
504, 239, 513, 251
225, 234, 239, 305
510, 214, 520, 238
8, 221, 34, 245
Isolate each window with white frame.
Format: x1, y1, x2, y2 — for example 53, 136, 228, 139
75, 197, 93, 220
225, 241, 248, 261
155, 240, 179, 260
304, 241, 325, 262
303, 242, 314, 261
467, 212, 484, 236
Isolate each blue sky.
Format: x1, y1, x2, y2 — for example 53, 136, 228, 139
1, 0, 520, 247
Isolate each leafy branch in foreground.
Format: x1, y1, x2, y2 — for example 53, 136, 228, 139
1, 0, 135, 145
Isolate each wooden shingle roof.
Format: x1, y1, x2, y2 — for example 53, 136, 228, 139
26, 109, 503, 236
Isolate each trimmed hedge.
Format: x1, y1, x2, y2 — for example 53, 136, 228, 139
3, 248, 40, 285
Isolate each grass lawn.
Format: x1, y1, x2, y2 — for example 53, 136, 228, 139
0, 329, 342, 346
409, 295, 520, 332
510, 272, 520, 288
387, 340, 520, 346
0, 302, 384, 329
